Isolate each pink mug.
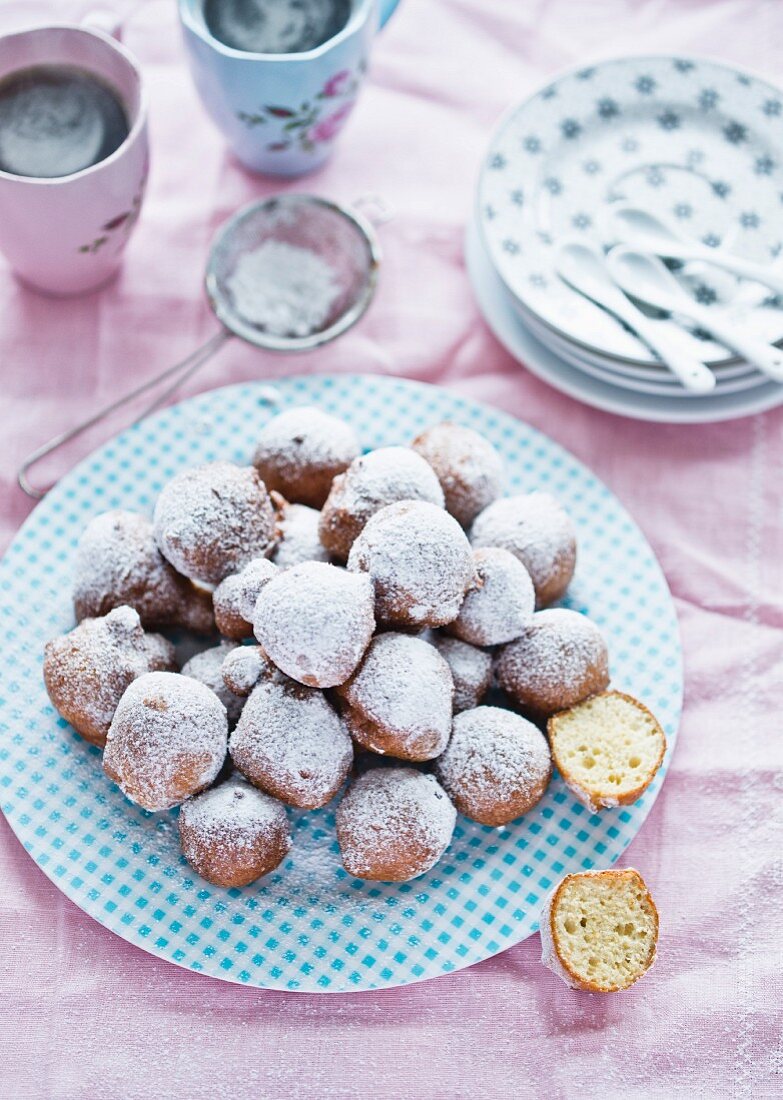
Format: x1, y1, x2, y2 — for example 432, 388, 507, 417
0, 22, 148, 295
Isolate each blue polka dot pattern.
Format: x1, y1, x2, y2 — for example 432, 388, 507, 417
0, 376, 682, 992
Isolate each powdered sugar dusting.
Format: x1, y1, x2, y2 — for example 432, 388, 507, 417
435, 705, 551, 824
448, 547, 534, 646
412, 421, 503, 527
230, 672, 353, 808
337, 632, 454, 760
253, 561, 374, 687
253, 406, 359, 499
347, 500, 477, 627
328, 447, 445, 516
213, 557, 278, 638
43, 606, 176, 746
104, 671, 228, 811
73, 510, 215, 633
227, 242, 341, 337
221, 644, 270, 696
179, 776, 289, 856
470, 491, 576, 607
336, 767, 457, 881
320, 446, 445, 559
496, 608, 609, 714
430, 632, 493, 713
181, 641, 245, 726
153, 461, 277, 586
272, 502, 331, 568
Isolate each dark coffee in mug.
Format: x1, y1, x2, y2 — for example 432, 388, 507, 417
203, 0, 352, 55
0, 64, 129, 179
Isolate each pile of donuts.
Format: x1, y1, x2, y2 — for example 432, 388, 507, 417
43, 407, 665, 888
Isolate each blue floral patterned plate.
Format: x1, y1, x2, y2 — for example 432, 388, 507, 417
479, 55, 783, 366
0, 376, 682, 991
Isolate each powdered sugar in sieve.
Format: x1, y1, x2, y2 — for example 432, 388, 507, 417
207, 193, 381, 350
226, 240, 340, 338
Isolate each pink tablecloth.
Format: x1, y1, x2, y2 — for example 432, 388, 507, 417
1, 1, 782, 1096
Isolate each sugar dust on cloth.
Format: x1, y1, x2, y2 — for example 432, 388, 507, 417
227, 240, 341, 338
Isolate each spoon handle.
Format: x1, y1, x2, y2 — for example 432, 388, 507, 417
611, 302, 717, 394
555, 240, 716, 392
682, 305, 783, 383
677, 248, 783, 297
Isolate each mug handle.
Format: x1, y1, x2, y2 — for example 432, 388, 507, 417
378, 0, 401, 28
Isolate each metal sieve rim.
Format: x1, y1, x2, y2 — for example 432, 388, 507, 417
204, 193, 381, 352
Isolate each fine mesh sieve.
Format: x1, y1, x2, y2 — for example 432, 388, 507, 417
208, 194, 379, 351
19, 193, 386, 497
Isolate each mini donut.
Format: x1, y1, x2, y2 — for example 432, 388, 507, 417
319, 446, 445, 562
73, 510, 215, 634
221, 644, 273, 697
435, 705, 552, 825
347, 500, 477, 628
540, 868, 659, 993
447, 547, 534, 646
230, 671, 353, 809
181, 641, 245, 727
470, 492, 577, 608
253, 561, 375, 688
178, 776, 291, 887
252, 406, 360, 509
335, 632, 454, 762
547, 691, 666, 813
271, 498, 331, 569
213, 558, 279, 640
429, 633, 493, 713
495, 609, 610, 719
43, 606, 176, 748
103, 671, 228, 811
412, 422, 503, 527
153, 461, 278, 586
336, 767, 457, 882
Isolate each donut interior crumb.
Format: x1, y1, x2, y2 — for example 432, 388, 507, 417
551, 869, 658, 991
549, 691, 665, 809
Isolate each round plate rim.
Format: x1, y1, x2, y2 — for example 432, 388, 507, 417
535, 331, 767, 398
0, 373, 683, 992
517, 306, 766, 396
511, 298, 757, 383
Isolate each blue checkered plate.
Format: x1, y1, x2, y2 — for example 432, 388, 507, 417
0, 375, 682, 992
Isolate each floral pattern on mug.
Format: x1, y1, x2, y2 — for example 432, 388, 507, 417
321, 69, 351, 98
237, 63, 365, 153
309, 102, 353, 143
78, 164, 148, 255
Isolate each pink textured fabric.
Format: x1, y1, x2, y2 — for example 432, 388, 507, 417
1, 1, 782, 1096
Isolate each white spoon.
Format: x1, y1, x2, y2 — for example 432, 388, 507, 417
610, 206, 783, 297
608, 246, 783, 384
554, 241, 716, 394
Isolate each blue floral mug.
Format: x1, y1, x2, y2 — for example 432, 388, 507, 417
178, 0, 400, 176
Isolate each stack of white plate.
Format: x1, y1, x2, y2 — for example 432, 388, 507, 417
470, 54, 783, 423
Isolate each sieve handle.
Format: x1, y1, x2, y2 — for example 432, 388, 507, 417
17, 329, 231, 499
351, 193, 395, 228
